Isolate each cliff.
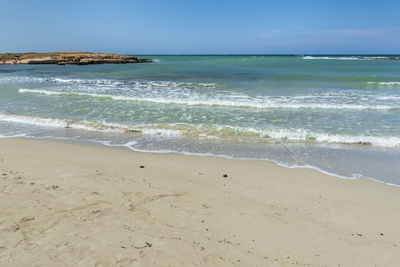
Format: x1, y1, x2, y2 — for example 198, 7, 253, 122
0, 52, 152, 65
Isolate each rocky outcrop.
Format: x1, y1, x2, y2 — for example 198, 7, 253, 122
0, 52, 152, 65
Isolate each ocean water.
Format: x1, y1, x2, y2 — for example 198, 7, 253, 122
0, 55, 399, 184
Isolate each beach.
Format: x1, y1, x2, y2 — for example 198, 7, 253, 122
1, 137, 399, 266
1, 55, 399, 183
1, 0, 399, 266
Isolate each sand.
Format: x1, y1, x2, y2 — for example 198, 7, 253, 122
0, 138, 399, 266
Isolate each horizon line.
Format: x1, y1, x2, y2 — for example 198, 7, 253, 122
130, 53, 400, 56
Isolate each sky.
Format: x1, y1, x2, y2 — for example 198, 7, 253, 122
0, 0, 399, 54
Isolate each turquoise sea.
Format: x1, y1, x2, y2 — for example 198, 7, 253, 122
0, 55, 399, 184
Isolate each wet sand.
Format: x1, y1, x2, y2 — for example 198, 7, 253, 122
0, 138, 399, 266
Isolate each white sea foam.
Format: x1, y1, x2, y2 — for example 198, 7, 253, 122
18, 88, 399, 110
0, 112, 126, 133
19, 89, 63, 95
0, 112, 179, 137
200, 125, 400, 148
264, 128, 400, 148
0, 76, 48, 83
376, 95, 400, 100
0, 112, 70, 128
1, 112, 399, 148
141, 128, 182, 136
47, 77, 217, 88
1, 76, 217, 90
302, 56, 399, 61
367, 81, 400, 86
303, 56, 361, 60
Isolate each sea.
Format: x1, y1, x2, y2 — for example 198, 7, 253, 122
0, 55, 399, 185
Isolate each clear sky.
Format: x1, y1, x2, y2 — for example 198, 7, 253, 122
1, 0, 399, 54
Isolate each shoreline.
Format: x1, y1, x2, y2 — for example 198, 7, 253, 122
3, 134, 400, 188
1, 137, 399, 266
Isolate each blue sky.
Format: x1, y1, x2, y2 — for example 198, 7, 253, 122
1, 0, 399, 54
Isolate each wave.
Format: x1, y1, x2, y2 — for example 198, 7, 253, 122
303, 56, 362, 60
0, 112, 399, 148
303, 56, 400, 61
367, 81, 400, 86
18, 88, 399, 111
182, 125, 400, 148
0, 76, 217, 88
376, 95, 400, 100
50, 77, 217, 87
302, 56, 400, 60
0, 111, 136, 134
0, 76, 48, 83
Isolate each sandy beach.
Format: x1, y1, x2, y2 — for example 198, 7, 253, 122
0, 138, 399, 266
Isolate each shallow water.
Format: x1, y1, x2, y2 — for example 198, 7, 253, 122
0, 55, 399, 184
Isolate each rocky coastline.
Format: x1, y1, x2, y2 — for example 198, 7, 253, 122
0, 52, 152, 65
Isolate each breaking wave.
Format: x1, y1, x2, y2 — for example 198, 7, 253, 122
367, 81, 400, 86
0, 111, 399, 148
303, 56, 400, 61
18, 88, 399, 111
0, 76, 217, 88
